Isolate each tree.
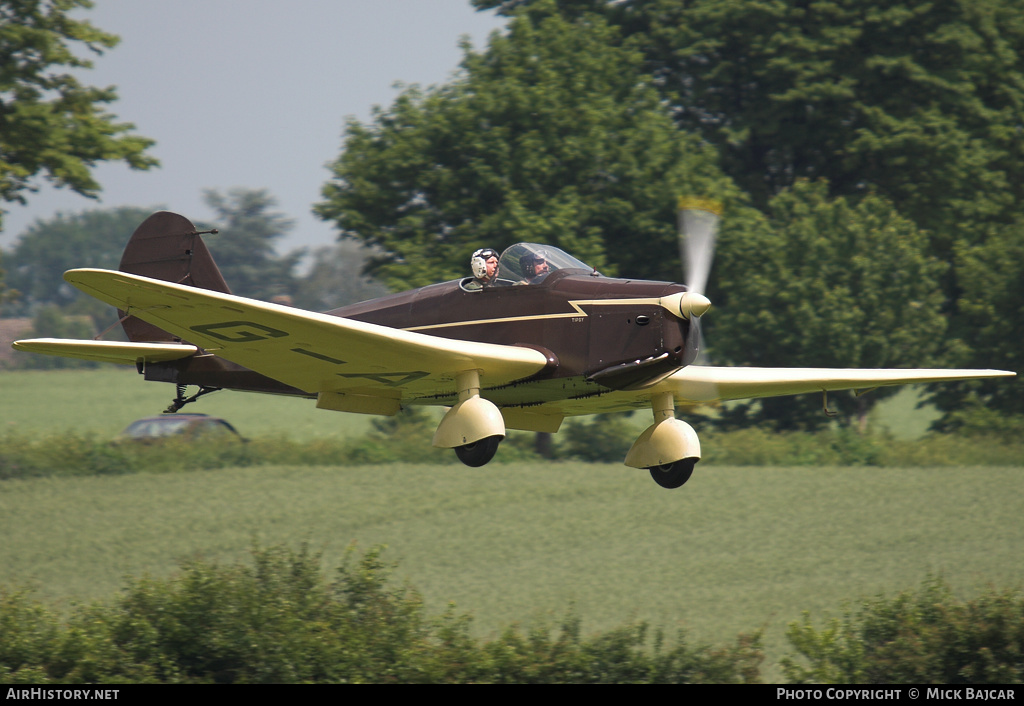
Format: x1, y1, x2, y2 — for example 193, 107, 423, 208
928, 219, 1024, 428
0, 0, 158, 230
473, 0, 1021, 428
3, 206, 154, 314
709, 180, 947, 431
316, 3, 738, 290
200, 188, 302, 302
291, 240, 389, 312
475, 0, 1024, 247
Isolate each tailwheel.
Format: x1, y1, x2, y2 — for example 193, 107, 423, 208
648, 458, 697, 489
454, 435, 502, 467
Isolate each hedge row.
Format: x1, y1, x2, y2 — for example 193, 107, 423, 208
0, 545, 761, 684
2, 545, 1020, 684
2, 424, 1020, 481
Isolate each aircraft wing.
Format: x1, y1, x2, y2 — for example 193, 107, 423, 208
58, 268, 549, 402
658, 365, 1015, 405
521, 365, 1015, 420
12, 339, 199, 366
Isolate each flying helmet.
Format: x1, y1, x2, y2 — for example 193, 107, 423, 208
520, 249, 549, 278
471, 248, 500, 280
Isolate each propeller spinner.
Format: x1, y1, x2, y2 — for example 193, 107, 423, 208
677, 197, 721, 366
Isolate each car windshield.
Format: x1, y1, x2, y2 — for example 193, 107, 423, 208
121, 417, 194, 439
497, 243, 594, 285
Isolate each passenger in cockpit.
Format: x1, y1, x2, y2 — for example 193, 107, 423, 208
463, 248, 500, 291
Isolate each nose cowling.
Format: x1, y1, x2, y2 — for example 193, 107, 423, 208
658, 290, 710, 367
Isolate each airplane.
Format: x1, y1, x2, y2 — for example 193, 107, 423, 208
12, 209, 1015, 489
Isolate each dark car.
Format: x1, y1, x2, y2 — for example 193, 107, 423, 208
116, 414, 245, 443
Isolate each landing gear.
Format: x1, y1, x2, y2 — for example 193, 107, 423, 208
454, 435, 503, 467
624, 391, 702, 489
433, 369, 506, 467
648, 458, 696, 489
164, 384, 221, 413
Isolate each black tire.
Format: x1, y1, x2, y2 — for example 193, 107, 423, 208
648, 458, 697, 489
454, 435, 502, 467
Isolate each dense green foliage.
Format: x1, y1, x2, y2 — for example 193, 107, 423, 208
930, 218, 1024, 423
2, 421, 1020, 481
316, 0, 1022, 430
2, 545, 1020, 683
475, 0, 1024, 239
782, 577, 1024, 684
0, 544, 762, 683
0, 0, 157, 228
711, 182, 948, 429
316, 7, 739, 289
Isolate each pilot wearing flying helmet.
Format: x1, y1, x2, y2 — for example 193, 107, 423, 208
519, 250, 550, 284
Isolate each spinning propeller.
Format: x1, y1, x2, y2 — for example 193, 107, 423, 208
676, 197, 721, 366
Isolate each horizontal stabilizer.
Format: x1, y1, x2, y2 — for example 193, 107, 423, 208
12, 338, 198, 366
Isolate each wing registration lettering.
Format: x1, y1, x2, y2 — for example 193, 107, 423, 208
291, 348, 347, 365
190, 321, 290, 343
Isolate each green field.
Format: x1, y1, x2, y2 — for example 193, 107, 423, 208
1, 368, 1021, 679
2, 462, 1021, 679
1, 368, 373, 440
0, 367, 939, 441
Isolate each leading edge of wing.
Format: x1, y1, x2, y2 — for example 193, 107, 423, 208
63, 268, 549, 394
660, 365, 1017, 403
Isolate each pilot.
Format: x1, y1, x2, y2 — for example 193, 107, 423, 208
466, 247, 500, 290
519, 251, 550, 284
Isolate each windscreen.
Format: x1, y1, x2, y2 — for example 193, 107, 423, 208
497, 243, 594, 285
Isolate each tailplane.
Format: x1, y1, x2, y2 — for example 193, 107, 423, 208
118, 211, 229, 342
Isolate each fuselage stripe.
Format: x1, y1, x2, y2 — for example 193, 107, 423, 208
403, 298, 664, 332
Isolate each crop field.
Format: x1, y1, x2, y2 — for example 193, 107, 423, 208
1, 368, 1021, 679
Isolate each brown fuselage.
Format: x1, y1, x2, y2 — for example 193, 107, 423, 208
148, 269, 693, 404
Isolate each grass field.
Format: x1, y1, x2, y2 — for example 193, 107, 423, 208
1, 367, 1021, 680
2, 462, 1022, 679
1, 368, 373, 440
1, 366, 940, 441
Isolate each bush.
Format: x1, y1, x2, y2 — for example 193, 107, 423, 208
0, 545, 763, 683
781, 577, 1024, 684
1, 424, 1021, 482
560, 414, 638, 463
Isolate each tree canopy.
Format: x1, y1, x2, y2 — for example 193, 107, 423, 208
200, 188, 302, 303
316, 7, 738, 290
0, 0, 157, 231
2, 205, 154, 314
474, 0, 1024, 243
711, 180, 947, 429
467, 0, 1024, 426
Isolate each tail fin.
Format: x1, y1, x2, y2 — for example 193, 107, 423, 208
118, 211, 230, 342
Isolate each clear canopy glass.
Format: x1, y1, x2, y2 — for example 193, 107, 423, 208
496, 243, 594, 285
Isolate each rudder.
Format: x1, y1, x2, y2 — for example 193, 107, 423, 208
118, 211, 230, 342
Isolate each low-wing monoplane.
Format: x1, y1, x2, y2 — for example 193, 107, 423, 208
13, 210, 1015, 488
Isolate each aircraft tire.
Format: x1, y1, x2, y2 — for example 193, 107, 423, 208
454, 435, 502, 467
648, 458, 696, 489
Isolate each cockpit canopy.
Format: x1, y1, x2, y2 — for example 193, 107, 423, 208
496, 243, 595, 286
